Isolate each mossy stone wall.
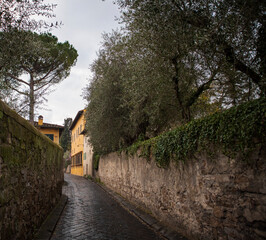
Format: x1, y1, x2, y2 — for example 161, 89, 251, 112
98, 99, 266, 240
0, 99, 64, 240
99, 146, 266, 240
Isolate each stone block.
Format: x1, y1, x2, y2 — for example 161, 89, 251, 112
213, 206, 225, 218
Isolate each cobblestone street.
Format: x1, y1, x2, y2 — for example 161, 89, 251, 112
51, 174, 163, 240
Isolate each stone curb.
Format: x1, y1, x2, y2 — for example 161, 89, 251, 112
34, 194, 68, 240
90, 178, 187, 240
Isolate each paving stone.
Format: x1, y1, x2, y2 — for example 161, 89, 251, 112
51, 174, 163, 240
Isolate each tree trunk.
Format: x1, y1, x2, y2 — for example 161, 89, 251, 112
181, 107, 191, 123
29, 75, 34, 125
172, 56, 191, 123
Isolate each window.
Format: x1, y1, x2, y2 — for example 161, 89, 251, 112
72, 152, 83, 166
76, 152, 82, 165
84, 152, 86, 160
45, 134, 54, 141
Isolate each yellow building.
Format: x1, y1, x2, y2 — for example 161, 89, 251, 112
34, 116, 64, 144
70, 109, 86, 176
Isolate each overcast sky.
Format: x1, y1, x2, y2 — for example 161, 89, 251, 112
41, 0, 121, 125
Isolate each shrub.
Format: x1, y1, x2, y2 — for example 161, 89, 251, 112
127, 98, 266, 167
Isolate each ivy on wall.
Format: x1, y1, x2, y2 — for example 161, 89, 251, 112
93, 153, 100, 171
127, 98, 266, 168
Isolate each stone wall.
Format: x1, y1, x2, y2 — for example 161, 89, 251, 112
0, 100, 64, 240
98, 145, 266, 240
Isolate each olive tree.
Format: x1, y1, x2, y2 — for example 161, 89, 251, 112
85, 32, 181, 153
115, 0, 264, 119
84, 32, 132, 154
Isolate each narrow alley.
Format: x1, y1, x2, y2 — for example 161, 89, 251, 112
50, 174, 163, 240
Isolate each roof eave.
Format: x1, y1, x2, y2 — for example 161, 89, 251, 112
69, 110, 84, 130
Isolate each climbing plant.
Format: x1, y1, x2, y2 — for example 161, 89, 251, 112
93, 153, 100, 171
127, 98, 266, 168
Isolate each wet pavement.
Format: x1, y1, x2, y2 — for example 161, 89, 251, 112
50, 174, 163, 240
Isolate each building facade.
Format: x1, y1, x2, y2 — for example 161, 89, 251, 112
70, 110, 94, 177
70, 110, 85, 176
34, 116, 64, 144
82, 134, 94, 177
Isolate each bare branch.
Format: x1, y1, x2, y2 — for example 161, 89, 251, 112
4, 79, 29, 96
187, 68, 219, 107
6, 73, 30, 86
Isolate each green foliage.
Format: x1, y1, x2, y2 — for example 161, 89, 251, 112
64, 159, 71, 169
60, 118, 72, 152
93, 153, 100, 171
84, 32, 135, 154
85, 0, 264, 154
63, 150, 71, 169
0, 0, 59, 97
0, 0, 57, 32
95, 177, 103, 185
84, 32, 182, 154
86, 175, 93, 180
115, 0, 264, 110
0, 30, 78, 122
127, 98, 266, 167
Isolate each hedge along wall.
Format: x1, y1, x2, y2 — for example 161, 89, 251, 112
0, 99, 64, 240
98, 98, 266, 240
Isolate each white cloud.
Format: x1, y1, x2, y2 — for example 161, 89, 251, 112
40, 0, 121, 125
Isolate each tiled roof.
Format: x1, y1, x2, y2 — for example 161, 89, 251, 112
34, 122, 64, 129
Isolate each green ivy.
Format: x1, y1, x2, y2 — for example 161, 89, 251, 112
126, 98, 266, 167
93, 153, 100, 171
